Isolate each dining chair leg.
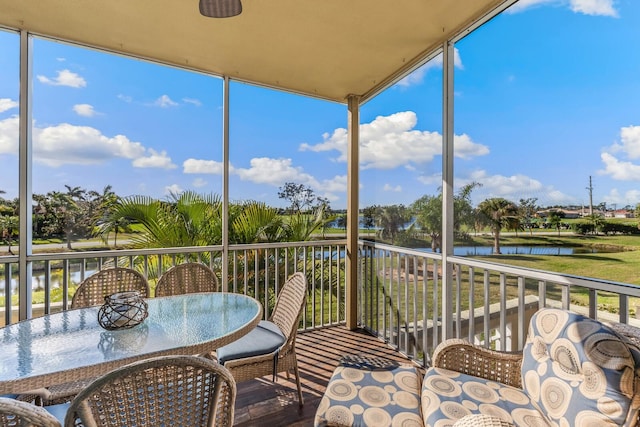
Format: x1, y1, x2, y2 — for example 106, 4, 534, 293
294, 364, 304, 406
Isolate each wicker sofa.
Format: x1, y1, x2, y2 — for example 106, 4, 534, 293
315, 308, 640, 427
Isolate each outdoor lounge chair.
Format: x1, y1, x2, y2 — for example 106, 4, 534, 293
215, 272, 307, 405
315, 307, 640, 426
154, 262, 218, 297
65, 355, 236, 427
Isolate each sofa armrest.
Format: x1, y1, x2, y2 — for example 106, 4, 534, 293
453, 414, 516, 427
432, 338, 523, 388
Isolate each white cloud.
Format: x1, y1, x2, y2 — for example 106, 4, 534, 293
602, 188, 640, 206
37, 69, 86, 88
192, 177, 208, 188
507, 0, 555, 13
183, 98, 202, 107
397, 49, 464, 87
608, 126, 640, 159
118, 94, 133, 103
164, 184, 183, 195
300, 111, 488, 170
599, 126, 640, 180
599, 152, 640, 180
416, 173, 442, 185
73, 104, 97, 117
507, 0, 618, 16
183, 158, 225, 174
234, 157, 319, 187
0, 116, 175, 169
154, 95, 178, 108
132, 148, 177, 169
0, 98, 18, 113
467, 170, 543, 195
570, 0, 618, 17
0, 116, 19, 154
459, 170, 574, 204
319, 175, 347, 194
383, 184, 402, 192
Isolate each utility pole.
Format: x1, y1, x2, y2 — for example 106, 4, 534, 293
587, 176, 594, 216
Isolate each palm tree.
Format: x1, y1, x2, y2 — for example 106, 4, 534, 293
376, 205, 410, 244
477, 197, 518, 254
547, 210, 566, 236
91, 186, 131, 247
110, 191, 223, 249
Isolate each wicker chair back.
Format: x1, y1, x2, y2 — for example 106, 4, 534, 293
154, 262, 218, 297
65, 355, 236, 427
71, 267, 150, 309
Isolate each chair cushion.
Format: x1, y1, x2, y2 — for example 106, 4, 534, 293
421, 367, 550, 427
217, 320, 285, 364
44, 402, 70, 425
314, 355, 422, 427
0, 394, 18, 399
522, 308, 640, 426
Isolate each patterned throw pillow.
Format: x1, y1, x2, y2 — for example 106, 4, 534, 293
521, 308, 640, 426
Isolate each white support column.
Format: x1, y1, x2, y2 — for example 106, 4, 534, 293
441, 40, 455, 340
18, 31, 33, 320
346, 95, 360, 330
221, 77, 230, 292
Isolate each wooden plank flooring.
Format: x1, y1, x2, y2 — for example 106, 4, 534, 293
233, 325, 418, 427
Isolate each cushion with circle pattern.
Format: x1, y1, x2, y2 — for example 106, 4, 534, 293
314, 355, 422, 427
521, 308, 640, 426
421, 366, 550, 427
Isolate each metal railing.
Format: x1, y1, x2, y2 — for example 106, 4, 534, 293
358, 240, 640, 367
0, 240, 347, 329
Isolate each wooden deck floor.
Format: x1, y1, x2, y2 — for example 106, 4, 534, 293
233, 325, 417, 427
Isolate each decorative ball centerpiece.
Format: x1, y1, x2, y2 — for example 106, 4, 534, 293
98, 291, 148, 330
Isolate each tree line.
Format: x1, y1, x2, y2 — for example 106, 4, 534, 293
0, 181, 637, 254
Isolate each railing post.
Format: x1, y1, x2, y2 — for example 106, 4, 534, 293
221, 76, 230, 292
18, 31, 34, 321
345, 95, 360, 330
441, 39, 455, 340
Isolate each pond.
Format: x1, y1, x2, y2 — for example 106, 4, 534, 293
420, 245, 614, 256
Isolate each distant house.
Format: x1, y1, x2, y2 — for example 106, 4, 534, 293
610, 209, 634, 219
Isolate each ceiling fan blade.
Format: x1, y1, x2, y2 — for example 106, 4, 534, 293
199, 0, 242, 18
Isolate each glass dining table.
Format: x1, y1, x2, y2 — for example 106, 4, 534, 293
0, 292, 262, 394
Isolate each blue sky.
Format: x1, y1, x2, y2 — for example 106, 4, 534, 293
0, 0, 639, 211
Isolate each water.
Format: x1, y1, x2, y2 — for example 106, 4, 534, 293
419, 246, 605, 256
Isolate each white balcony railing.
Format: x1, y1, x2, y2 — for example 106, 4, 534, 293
358, 240, 640, 366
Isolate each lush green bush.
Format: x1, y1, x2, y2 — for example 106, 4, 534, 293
573, 220, 640, 235
572, 222, 595, 235
599, 222, 640, 235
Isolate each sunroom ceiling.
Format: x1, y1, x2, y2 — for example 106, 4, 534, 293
0, 0, 508, 103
